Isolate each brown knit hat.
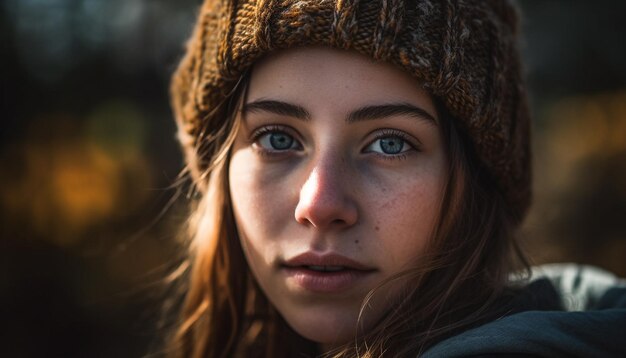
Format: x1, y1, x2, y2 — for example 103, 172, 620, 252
171, 0, 531, 223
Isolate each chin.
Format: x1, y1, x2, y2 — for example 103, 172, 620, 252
280, 306, 363, 345
290, 320, 355, 345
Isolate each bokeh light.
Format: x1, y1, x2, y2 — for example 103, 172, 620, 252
525, 91, 626, 274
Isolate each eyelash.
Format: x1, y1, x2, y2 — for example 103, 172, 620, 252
250, 125, 302, 156
249, 126, 420, 160
365, 128, 420, 161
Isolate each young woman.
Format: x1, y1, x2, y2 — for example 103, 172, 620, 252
166, 1, 626, 357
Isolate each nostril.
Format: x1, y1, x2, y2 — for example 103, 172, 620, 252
295, 215, 314, 227
330, 218, 348, 227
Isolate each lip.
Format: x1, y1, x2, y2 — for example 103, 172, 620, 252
281, 252, 376, 293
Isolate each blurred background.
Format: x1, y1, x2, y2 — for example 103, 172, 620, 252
1, 0, 625, 356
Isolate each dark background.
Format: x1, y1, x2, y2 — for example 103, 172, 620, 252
2, 1, 626, 357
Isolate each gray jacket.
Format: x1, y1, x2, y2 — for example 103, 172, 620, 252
423, 264, 626, 357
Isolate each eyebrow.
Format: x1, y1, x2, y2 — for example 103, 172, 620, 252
241, 99, 437, 124
241, 100, 311, 120
347, 103, 437, 124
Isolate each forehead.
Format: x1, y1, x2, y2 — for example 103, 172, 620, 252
247, 46, 437, 117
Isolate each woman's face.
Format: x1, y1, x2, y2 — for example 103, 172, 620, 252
229, 47, 447, 346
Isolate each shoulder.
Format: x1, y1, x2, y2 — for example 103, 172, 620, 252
422, 264, 626, 358
529, 263, 626, 310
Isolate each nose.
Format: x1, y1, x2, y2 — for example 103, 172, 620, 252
294, 159, 358, 230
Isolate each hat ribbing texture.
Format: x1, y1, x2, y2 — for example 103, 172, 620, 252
171, 0, 531, 223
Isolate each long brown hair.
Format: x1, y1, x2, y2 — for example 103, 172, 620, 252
164, 71, 530, 357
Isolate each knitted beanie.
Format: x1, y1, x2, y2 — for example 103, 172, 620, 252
170, 0, 531, 223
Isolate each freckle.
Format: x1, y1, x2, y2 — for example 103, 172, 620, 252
375, 226, 380, 231
354, 240, 359, 244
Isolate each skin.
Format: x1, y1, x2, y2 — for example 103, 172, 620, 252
228, 47, 447, 348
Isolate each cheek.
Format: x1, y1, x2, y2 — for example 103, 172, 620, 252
371, 172, 444, 264
228, 149, 295, 242
228, 150, 278, 283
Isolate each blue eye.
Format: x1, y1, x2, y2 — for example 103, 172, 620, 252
257, 131, 300, 151
366, 135, 412, 155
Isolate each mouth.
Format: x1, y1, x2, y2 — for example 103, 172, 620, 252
297, 265, 348, 272
280, 252, 376, 293
282, 252, 375, 271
